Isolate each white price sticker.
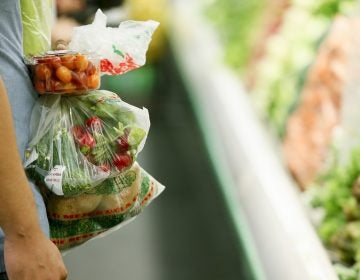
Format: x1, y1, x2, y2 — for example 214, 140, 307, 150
44, 165, 66, 195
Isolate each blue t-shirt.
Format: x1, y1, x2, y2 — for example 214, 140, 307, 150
0, 0, 49, 272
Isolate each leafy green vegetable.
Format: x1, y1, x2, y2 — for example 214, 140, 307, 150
128, 127, 146, 146
311, 149, 360, 269
252, 0, 357, 137
20, 0, 52, 56
205, 0, 266, 72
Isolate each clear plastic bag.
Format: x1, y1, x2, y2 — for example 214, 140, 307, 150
69, 9, 159, 75
24, 90, 150, 196
20, 0, 52, 57
48, 162, 164, 250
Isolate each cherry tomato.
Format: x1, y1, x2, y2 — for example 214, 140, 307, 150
71, 72, 88, 90
51, 57, 62, 69
56, 66, 72, 83
34, 64, 51, 81
45, 78, 54, 92
62, 82, 77, 93
113, 153, 132, 171
74, 55, 89, 72
87, 74, 100, 89
51, 79, 63, 92
34, 80, 45, 93
61, 55, 76, 70
85, 62, 96, 75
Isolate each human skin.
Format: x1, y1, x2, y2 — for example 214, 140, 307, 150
0, 77, 67, 280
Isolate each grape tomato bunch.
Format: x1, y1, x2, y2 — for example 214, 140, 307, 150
72, 115, 134, 173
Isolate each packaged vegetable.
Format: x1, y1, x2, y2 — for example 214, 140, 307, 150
24, 90, 150, 196
20, 0, 52, 57
27, 50, 101, 95
48, 162, 164, 250
69, 9, 159, 76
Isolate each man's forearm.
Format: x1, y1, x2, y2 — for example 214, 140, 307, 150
0, 77, 42, 237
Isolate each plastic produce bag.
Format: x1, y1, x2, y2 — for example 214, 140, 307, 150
24, 90, 150, 196
48, 162, 164, 250
20, 0, 52, 57
69, 9, 159, 75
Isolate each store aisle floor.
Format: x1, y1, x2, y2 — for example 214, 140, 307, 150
63, 53, 251, 280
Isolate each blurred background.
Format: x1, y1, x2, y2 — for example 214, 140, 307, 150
46, 0, 360, 279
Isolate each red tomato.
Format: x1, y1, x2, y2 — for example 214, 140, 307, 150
85, 116, 102, 131
71, 125, 85, 140
117, 135, 129, 152
113, 153, 132, 171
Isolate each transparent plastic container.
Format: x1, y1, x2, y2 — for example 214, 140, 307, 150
28, 50, 101, 95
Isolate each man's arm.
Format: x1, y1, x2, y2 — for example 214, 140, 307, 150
0, 78, 67, 279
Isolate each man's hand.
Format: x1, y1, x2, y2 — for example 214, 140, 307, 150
4, 231, 67, 280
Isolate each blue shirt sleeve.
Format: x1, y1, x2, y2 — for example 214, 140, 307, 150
0, 0, 49, 273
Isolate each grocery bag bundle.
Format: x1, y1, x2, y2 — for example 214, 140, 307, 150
22, 8, 164, 250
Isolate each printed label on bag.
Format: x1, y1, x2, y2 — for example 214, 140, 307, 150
45, 165, 66, 195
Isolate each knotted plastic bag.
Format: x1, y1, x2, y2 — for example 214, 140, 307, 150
69, 9, 159, 75
24, 90, 150, 196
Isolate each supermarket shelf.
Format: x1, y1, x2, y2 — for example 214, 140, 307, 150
169, 1, 338, 280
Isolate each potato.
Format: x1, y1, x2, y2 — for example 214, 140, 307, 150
47, 193, 102, 216
96, 163, 141, 213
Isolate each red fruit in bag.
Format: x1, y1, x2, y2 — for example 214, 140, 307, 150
79, 132, 96, 149
71, 126, 95, 149
71, 125, 85, 141
85, 116, 102, 131
113, 153, 132, 171
117, 135, 129, 152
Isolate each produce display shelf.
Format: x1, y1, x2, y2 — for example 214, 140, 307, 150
169, 1, 339, 279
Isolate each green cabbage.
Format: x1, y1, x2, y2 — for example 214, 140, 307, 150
20, 0, 52, 57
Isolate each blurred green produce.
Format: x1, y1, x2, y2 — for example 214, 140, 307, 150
311, 149, 360, 278
205, 0, 267, 72
251, 0, 356, 137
